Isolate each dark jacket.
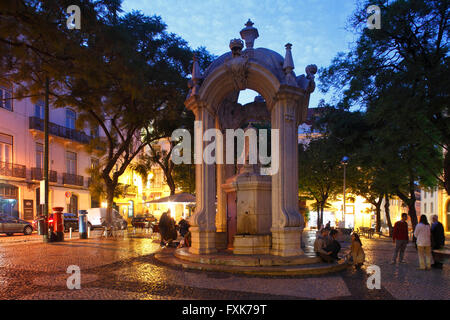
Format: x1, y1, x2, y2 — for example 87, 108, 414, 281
431, 222, 445, 249
325, 239, 341, 260
159, 212, 177, 241
178, 219, 190, 237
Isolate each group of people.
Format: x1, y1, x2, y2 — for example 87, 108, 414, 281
314, 213, 446, 271
314, 227, 365, 268
392, 213, 446, 269
158, 210, 191, 248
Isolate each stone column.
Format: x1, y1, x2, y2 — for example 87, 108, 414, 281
270, 86, 304, 256
186, 97, 217, 254
216, 121, 236, 249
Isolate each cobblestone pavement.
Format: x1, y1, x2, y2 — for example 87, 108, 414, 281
0, 231, 448, 300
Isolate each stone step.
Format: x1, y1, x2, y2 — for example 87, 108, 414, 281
155, 250, 349, 276
175, 247, 321, 267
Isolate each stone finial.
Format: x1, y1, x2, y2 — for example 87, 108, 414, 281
240, 19, 259, 49
192, 54, 202, 80
305, 64, 318, 79
190, 54, 203, 95
283, 43, 297, 86
283, 43, 294, 72
229, 38, 244, 57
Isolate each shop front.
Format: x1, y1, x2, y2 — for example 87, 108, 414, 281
0, 183, 19, 218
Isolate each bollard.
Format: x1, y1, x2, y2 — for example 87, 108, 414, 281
78, 210, 88, 239
87, 224, 91, 238
69, 227, 72, 239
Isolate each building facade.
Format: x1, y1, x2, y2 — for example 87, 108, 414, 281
421, 187, 450, 234
0, 81, 96, 220
0, 81, 191, 224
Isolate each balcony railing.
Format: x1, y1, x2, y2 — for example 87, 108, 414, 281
31, 168, 57, 182
0, 161, 26, 178
63, 173, 84, 186
29, 116, 92, 144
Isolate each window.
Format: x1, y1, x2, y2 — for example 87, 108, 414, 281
91, 158, 99, 169
423, 191, 426, 199
66, 151, 77, 174
36, 143, 43, 168
424, 203, 427, 214
430, 202, 434, 214
0, 85, 12, 111
0, 133, 13, 163
34, 101, 44, 119
65, 109, 76, 129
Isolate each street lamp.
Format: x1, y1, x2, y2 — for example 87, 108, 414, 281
341, 156, 349, 228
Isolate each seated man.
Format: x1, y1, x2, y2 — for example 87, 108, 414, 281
314, 228, 330, 257
320, 229, 341, 263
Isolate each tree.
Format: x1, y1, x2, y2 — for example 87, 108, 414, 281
318, 108, 400, 233
319, 0, 447, 228
130, 47, 214, 196
0, 1, 211, 226
298, 136, 344, 228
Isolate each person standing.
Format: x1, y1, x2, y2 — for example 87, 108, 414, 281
391, 213, 409, 264
414, 215, 432, 270
430, 215, 445, 269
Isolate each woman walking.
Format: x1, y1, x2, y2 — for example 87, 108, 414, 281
414, 215, 432, 270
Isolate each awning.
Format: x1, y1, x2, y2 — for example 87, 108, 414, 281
145, 192, 195, 204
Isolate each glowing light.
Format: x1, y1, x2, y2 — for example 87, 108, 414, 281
101, 201, 107, 208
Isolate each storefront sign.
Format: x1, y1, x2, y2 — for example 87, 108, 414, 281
23, 199, 33, 220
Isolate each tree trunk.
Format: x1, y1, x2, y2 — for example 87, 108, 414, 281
320, 204, 325, 228
316, 201, 320, 229
408, 178, 418, 230
374, 195, 383, 233
384, 194, 393, 237
408, 201, 418, 230
105, 183, 115, 227
165, 169, 176, 195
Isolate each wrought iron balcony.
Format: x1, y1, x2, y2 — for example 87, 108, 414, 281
31, 168, 57, 182
29, 116, 92, 144
63, 173, 84, 186
0, 161, 26, 178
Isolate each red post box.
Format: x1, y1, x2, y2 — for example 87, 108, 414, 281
52, 207, 64, 241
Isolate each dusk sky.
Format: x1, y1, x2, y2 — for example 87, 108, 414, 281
122, 0, 359, 107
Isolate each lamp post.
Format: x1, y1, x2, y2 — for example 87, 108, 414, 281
341, 156, 349, 228
43, 76, 50, 243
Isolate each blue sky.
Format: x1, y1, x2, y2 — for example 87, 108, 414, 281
122, 0, 358, 107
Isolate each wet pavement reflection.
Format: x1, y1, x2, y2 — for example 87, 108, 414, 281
0, 230, 448, 300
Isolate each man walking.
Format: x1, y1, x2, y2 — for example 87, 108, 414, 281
391, 213, 409, 264
431, 215, 445, 269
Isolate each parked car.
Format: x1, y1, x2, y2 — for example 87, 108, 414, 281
86, 208, 127, 230
131, 214, 157, 229
0, 215, 33, 236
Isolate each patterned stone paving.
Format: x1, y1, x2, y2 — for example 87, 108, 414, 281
0, 231, 448, 300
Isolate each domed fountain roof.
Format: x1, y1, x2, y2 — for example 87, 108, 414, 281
203, 47, 288, 84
